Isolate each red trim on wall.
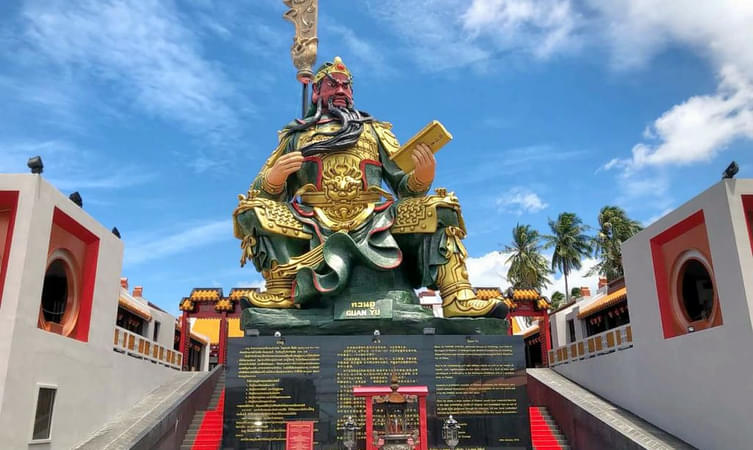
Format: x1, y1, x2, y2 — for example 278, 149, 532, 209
742, 195, 753, 257
50, 208, 100, 342
649, 210, 706, 339
0, 191, 20, 309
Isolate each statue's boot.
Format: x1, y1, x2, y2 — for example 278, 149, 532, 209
437, 227, 508, 319
247, 271, 295, 308
245, 245, 326, 309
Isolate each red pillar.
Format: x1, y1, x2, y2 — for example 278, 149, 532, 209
507, 314, 513, 336
179, 312, 190, 370
219, 312, 228, 365
541, 311, 551, 367
418, 396, 428, 450
365, 396, 373, 450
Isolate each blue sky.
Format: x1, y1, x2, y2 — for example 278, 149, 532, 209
1, 0, 752, 314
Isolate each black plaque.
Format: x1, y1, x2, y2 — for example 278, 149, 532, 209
223, 335, 530, 449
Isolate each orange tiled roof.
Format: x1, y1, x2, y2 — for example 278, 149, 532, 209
190, 288, 222, 301
508, 288, 541, 301
577, 287, 627, 319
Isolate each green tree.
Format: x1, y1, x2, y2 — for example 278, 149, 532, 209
545, 212, 592, 303
570, 287, 583, 299
550, 291, 565, 310
590, 206, 643, 281
504, 224, 551, 291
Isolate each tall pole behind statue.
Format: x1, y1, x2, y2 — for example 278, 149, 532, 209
282, 0, 318, 118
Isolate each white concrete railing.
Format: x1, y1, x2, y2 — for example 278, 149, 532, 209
113, 326, 182, 370
548, 324, 633, 367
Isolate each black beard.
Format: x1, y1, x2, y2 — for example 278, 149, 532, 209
291, 97, 374, 157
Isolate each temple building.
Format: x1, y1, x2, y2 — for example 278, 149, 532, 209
177, 287, 252, 369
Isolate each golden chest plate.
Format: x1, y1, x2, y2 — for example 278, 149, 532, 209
297, 124, 381, 231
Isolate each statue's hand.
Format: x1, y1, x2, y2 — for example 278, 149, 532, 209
266, 151, 304, 189
411, 143, 435, 186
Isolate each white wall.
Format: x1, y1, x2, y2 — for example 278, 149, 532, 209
549, 297, 595, 349
0, 175, 182, 449
554, 179, 753, 450
148, 307, 178, 350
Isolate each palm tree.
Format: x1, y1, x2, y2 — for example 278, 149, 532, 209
550, 291, 565, 310
545, 212, 592, 303
504, 224, 551, 291
590, 206, 643, 281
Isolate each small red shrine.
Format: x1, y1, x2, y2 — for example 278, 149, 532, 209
353, 379, 429, 450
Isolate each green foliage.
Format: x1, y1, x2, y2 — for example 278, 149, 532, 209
590, 206, 643, 281
545, 212, 592, 302
504, 224, 551, 291
550, 291, 565, 310
570, 287, 582, 298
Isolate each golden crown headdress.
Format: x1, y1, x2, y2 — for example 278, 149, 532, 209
312, 56, 352, 84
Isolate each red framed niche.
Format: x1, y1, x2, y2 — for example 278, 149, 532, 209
0, 191, 20, 308
650, 210, 722, 339
37, 208, 100, 342
742, 195, 753, 256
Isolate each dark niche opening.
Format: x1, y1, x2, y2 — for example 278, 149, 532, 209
680, 259, 714, 322
41, 259, 68, 324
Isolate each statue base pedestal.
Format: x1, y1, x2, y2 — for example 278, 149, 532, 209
241, 296, 508, 336
242, 265, 507, 336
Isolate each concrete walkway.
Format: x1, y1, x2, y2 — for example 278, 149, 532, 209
528, 368, 695, 450
74, 371, 209, 450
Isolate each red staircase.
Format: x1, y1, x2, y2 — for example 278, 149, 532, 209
191, 388, 224, 449
530, 406, 570, 449
180, 371, 225, 450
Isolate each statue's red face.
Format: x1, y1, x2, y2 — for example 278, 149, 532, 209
313, 72, 353, 110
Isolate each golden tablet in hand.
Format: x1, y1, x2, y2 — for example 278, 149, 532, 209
389, 120, 453, 172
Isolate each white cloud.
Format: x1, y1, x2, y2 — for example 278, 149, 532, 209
466, 251, 511, 287
366, 0, 582, 71
125, 219, 232, 265
589, 1, 753, 212
465, 251, 599, 299
367, 0, 753, 184
589, 1, 753, 74
496, 187, 548, 214
543, 257, 600, 299
462, 0, 581, 59
21, 0, 238, 142
365, 0, 492, 71
609, 67, 753, 170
